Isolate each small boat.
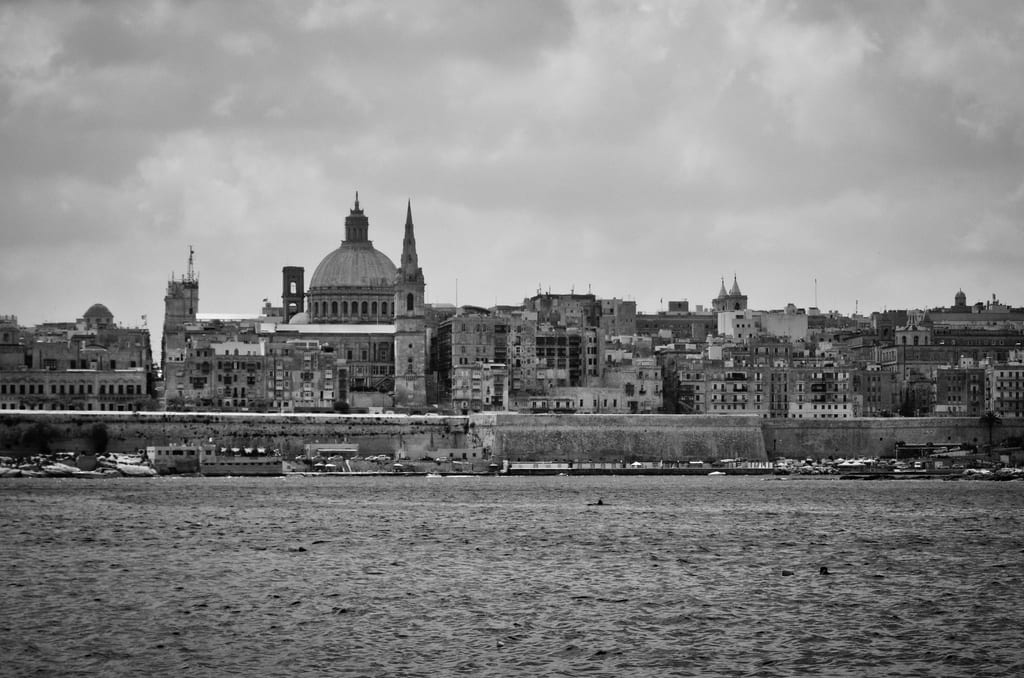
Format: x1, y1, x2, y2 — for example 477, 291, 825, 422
42, 463, 79, 477
425, 472, 443, 478
708, 471, 726, 476
116, 463, 158, 477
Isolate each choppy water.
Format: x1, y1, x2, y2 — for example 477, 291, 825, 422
2, 475, 1023, 677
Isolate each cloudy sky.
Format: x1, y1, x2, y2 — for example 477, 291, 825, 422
2, 0, 1023, 334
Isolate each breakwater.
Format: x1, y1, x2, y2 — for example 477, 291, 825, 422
1, 411, 1020, 462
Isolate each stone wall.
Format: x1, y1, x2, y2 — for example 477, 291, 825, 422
0, 412, 470, 458
3, 411, 1020, 462
476, 413, 768, 462
763, 417, 1024, 460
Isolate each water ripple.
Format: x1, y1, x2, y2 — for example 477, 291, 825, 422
2, 476, 1023, 677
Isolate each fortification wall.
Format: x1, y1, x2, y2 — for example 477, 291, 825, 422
3, 411, 1020, 462
0, 412, 470, 458
475, 413, 768, 462
763, 417, 1024, 460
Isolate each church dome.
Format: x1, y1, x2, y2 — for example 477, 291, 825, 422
309, 194, 397, 290
80, 303, 114, 331
309, 244, 397, 289
288, 311, 310, 325
83, 303, 113, 320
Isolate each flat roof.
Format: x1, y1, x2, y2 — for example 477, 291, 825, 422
262, 322, 395, 335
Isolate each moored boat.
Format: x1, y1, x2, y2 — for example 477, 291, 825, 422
198, 447, 284, 477
116, 463, 158, 477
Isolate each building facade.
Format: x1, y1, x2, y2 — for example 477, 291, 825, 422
0, 307, 155, 412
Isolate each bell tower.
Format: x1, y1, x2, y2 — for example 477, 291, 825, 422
394, 200, 427, 408
164, 246, 199, 332
162, 247, 200, 405
282, 266, 305, 322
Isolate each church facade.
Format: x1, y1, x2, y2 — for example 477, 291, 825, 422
161, 195, 428, 412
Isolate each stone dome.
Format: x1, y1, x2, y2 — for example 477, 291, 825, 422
309, 194, 397, 290
309, 243, 397, 290
83, 303, 113, 320
288, 311, 310, 325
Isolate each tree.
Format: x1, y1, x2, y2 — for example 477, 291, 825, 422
979, 411, 1002, 448
88, 423, 110, 455
21, 422, 58, 454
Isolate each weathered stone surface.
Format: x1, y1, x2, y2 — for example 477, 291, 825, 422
477, 413, 767, 462
1, 411, 1019, 461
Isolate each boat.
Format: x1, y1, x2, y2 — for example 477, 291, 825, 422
198, 446, 284, 477
116, 463, 158, 477
147, 444, 284, 476
42, 462, 79, 477
146, 445, 201, 475
425, 472, 443, 478
708, 471, 726, 476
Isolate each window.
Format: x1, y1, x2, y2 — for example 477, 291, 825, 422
406, 293, 414, 312
332, 301, 339, 316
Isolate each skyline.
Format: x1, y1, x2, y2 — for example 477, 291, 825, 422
2, 1, 1023, 331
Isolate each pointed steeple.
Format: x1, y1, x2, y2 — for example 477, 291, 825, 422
718, 277, 728, 299
400, 199, 422, 283
730, 274, 742, 296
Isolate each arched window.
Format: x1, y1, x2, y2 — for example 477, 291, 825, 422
381, 301, 388, 316
406, 293, 414, 312
313, 301, 320, 317
371, 301, 378, 316
289, 282, 297, 294
332, 301, 339, 316
361, 301, 368, 315
342, 301, 349, 316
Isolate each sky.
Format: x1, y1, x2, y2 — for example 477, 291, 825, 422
2, 0, 1023, 335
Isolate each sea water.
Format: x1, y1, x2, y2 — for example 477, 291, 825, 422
2, 475, 1023, 677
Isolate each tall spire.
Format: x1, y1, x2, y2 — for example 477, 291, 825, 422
401, 199, 421, 282
718, 277, 728, 298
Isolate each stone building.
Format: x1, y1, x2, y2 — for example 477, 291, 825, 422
0, 306, 155, 412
